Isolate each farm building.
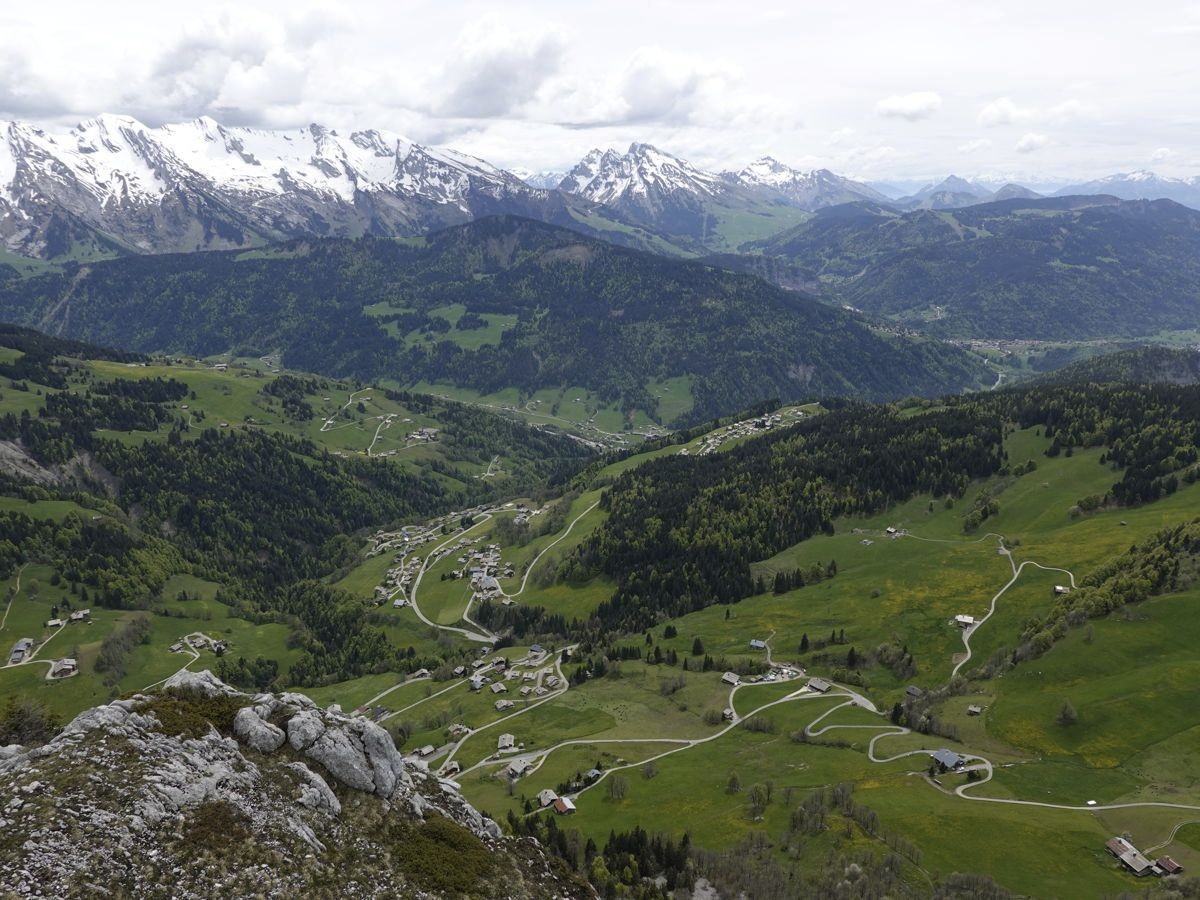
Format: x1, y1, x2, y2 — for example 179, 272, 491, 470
8, 638, 33, 665
721, 672, 740, 686
1106, 837, 1159, 876
417, 745, 436, 758
723, 708, 735, 721
49, 658, 77, 678
68, 609, 90, 622
749, 639, 767, 650
1054, 585, 1071, 595
497, 733, 515, 751
930, 749, 963, 770
45, 618, 64, 629
1158, 856, 1184, 875
507, 760, 532, 779
954, 615, 975, 628
552, 797, 576, 815
584, 769, 602, 783
807, 678, 832, 693
537, 789, 558, 807
905, 686, 924, 699
967, 704, 983, 716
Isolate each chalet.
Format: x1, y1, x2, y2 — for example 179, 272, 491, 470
544, 675, 561, 689
8, 638, 33, 665
506, 760, 531, 779
490, 682, 507, 694
885, 526, 897, 535
529, 644, 545, 656
721, 672, 740, 686
50, 658, 77, 678
417, 745, 436, 757
392, 598, 409, 608
453, 666, 466, 677
749, 639, 767, 650
533, 687, 549, 696
45, 618, 64, 629
930, 749, 963, 770
469, 676, 486, 692
413, 668, 431, 679
807, 678, 832, 693
495, 699, 515, 711
497, 733, 515, 751
967, 704, 983, 716
1157, 856, 1184, 875
584, 769, 602, 784
68, 609, 90, 623
905, 685, 924, 699
447, 723, 471, 738
169, 642, 184, 653
537, 789, 558, 807
723, 708, 735, 721
442, 761, 461, 776
213, 640, 229, 656
954, 615, 975, 628
552, 797, 576, 815
1054, 585, 1071, 595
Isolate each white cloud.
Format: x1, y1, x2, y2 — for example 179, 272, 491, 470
433, 22, 565, 119
1150, 146, 1175, 161
1015, 132, 1049, 153
958, 138, 992, 153
875, 91, 942, 121
977, 97, 1033, 127
827, 127, 855, 146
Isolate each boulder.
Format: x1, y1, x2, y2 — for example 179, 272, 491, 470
305, 728, 375, 793
287, 762, 341, 816
286, 710, 325, 752
162, 669, 241, 698
233, 707, 286, 754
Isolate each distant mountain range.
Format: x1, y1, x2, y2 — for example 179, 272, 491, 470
2, 114, 1199, 261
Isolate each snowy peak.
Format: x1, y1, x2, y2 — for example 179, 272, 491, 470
558, 142, 723, 207
1054, 170, 1200, 208
0, 113, 551, 258
730, 156, 891, 209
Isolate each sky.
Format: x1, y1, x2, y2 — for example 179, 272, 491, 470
2, 0, 1199, 183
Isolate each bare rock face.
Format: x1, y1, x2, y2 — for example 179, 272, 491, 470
233, 705, 287, 753
0, 671, 591, 899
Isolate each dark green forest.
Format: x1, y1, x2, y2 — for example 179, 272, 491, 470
0, 217, 988, 424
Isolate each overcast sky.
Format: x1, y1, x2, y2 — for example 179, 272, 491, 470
3, 0, 1198, 182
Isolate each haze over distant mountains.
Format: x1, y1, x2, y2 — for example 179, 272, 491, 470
2, 113, 1199, 261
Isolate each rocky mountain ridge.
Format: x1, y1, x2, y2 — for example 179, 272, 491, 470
0, 669, 590, 898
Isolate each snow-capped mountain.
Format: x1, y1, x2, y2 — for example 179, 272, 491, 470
510, 168, 566, 190
1054, 171, 1200, 209
0, 114, 582, 258
729, 157, 891, 209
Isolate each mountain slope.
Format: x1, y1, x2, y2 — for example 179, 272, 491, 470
754, 195, 1200, 338
0, 216, 989, 423
1030, 346, 1200, 386
0, 670, 589, 898
0, 115, 670, 259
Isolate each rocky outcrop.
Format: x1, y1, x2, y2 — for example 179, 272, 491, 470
0, 672, 591, 899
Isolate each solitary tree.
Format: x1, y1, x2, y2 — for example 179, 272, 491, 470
1057, 699, 1078, 726
692, 637, 704, 656
799, 633, 809, 653
727, 770, 742, 793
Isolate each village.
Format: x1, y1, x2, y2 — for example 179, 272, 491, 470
5, 607, 92, 681
678, 408, 808, 458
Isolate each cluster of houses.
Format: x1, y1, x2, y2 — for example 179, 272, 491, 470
684, 411, 796, 458
407, 426, 438, 443
1105, 836, 1183, 878
7, 609, 93, 667
169, 633, 229, 656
